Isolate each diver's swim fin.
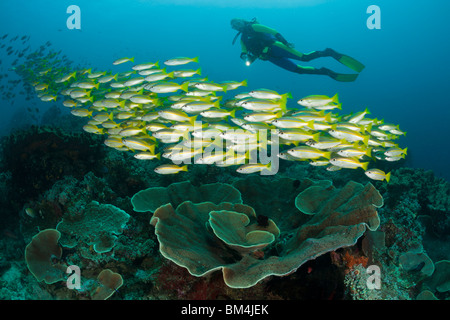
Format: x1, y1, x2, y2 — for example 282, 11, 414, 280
328, 72, 359, 82
317, 67, 359, 82
323, 48, 365, 73
337, 55, 365, 73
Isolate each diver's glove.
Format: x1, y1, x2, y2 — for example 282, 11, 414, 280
240, 52, 248, 60
275, 33, 294, 48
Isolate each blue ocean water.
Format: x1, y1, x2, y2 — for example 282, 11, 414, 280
0, 0, 449, 181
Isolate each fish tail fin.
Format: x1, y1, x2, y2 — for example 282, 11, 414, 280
361, 162, 369, 171
323, 152, 332, 159
167, 71, 175, 78
362, 135, 370, 146
307, 120, 315, 130
312, 132, 320, 142
180, 82, 189, 92
403, 147, 408, 155
196, 68, 202, 75
154, 60, 159, 68
193, 57, 199, 63
189, 115, 197, 125
181, 165, 189, 172
155, 153, 161, 160
385, 171, 391, 183
130, 57, 135, 63
229, 109, 236, 118
324, 112, 332, 122
332, 93, 339, 104
242, 79, 248, 86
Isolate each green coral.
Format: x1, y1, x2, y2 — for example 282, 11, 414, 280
56, 201, 130, 254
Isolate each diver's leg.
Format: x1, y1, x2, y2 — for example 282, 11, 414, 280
302, 48, 366, 73
270, 42, 307, 61
269, 56, 359, 82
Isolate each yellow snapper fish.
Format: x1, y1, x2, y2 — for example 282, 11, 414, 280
181, 100, 220, 113
132, 62, 159, 71
144, 71, 175, 82
62, 99, 78, 108
124, 77, 146, 87
346, 107, 370, 124
87, 71, 107, 79
328, 127, 370, 145
240, 98, 287, 113
55, 71, 77, 83
97, 74, 118, 84
272, 117, 308, 129
113, 57, 134, 65
305, 136, 342, 149
384, 147, 407, 157
173, 68, 201, 78
276, 129, 320, 142
236, 163, 271, 174
145, 81, 189, 93
337, 146, 372, 158
243, 111, 282, 123
119, 126, 147, 137
82, 124, 104, 135
134, 152, 161, 160
200, 109, 236, 119
248, 88, 292, 101
365, 169, 391, 182
39, 94, 57, 102
122, 137, 156, 152
158, 109, 197, 124
297, 93, 339, 108
71, 108, 93, 117
329, 157, 369, 170
164, 56, 199, 66
154, 164, 188, 174
291, 110, 332, 123
104, 137, 125, 148
286, 146, 332, 160
193, 81, 227, 92
220, 79, 248, 90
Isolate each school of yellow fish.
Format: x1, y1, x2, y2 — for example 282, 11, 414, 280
16, 53, 407, 182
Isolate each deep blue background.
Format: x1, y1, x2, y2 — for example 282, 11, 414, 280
0, 0, 449, 181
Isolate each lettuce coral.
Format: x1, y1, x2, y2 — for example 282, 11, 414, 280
24, 229, 65, 284
142, 178, 383, 288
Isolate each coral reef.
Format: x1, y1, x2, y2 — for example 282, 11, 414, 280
0, 123, 448, 300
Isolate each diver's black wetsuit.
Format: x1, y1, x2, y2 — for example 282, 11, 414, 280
235, 21, 364, 81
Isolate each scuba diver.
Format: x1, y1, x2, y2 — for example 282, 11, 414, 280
231, 18, 365, 82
